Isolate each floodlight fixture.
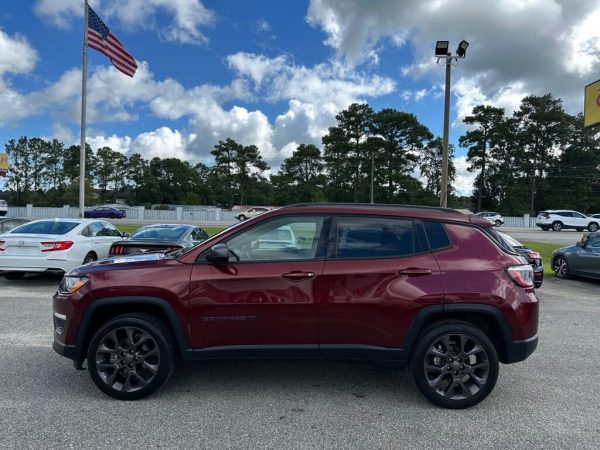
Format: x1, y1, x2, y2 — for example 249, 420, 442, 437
456, 40, 469, 57
435, 40, 449, 56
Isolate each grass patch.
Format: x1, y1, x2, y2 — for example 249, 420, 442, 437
521, 240, 563, 277
114, 224, 224, 236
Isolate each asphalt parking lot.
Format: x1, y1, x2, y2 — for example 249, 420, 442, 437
0, 272, 598, 449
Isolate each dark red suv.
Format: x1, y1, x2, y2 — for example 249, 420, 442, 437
53, 204, 538, 408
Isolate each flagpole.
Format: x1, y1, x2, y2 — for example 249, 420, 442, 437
79, 0, 88, 218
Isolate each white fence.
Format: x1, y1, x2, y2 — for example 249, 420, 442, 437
7, 205, 537, 227
7, 205, 237, 223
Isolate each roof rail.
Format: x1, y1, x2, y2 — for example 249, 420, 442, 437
282, 202, 464, 214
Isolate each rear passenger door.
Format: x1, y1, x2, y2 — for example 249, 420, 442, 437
318, 216, 444, 355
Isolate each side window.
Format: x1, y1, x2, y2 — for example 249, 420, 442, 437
586, 237, 600, 248
192, 228, 208, 241
573, 212, 586, 219
81, 226, 91, 237
423, 221, 451, 251
2, 220, 21, 232
225, 216, 324, 262
87, 222, 104, 237
335, 217, 414, 259
100, 222, 122, 237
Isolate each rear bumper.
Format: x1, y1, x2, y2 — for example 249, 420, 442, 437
503, 334, 538, 363
0, 255, 79, 273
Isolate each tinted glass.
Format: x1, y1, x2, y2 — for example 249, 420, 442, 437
132, 226, 189, 240
100, 222, 122, 237
10, 220, 78, 235
586, 237, 600, 248
226, 216, 324, 261
191, 228, 208, 241
423, 221, 451, 251
335, 217, 414, 259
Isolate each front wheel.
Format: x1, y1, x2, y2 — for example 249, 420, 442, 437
87, 314, 175, 400
410, 322, 499, 409
238, 215, 246, 221
588, 223, 599, 232
494, 220, 502, 227
553, 256, 571, 279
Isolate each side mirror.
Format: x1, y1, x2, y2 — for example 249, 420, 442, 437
206, 243, 230, 264
122, 232, 130, 238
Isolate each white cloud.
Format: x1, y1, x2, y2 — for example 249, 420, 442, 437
453, 156, 477, 197
307, 0, 600, 117
0, 29, 39, 75
34, 0, 215, 45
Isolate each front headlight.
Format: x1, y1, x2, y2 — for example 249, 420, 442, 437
58, 276, 89, 295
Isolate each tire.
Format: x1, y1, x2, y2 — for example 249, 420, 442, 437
495, 220, 502, 227
238, 215, 246, 221
553, 255, 571, 279
84, 212, 90, 218
410, 322, 499, 409
588, 223, 599, 232
552, 222, 562, 232
576, 228, 584, 232
541, 226, 549, 231
87, 314, 175, 400
83, 252, 97, 264
3, 272, 25, 280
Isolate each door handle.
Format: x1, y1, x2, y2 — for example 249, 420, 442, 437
282, 271, 315, 281
398, 268, 432, 276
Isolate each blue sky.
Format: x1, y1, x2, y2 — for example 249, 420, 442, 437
1, 0, 599, 194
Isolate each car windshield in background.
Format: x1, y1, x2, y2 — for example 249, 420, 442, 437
11, 221, 79, 235
131, 226, 189, 240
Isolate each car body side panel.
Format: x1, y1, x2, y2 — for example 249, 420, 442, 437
433, 223, 539, 340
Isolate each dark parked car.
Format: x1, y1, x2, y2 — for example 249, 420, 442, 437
495, 231, 543, 288
109, 224, 208, 256
53, 203, 538, 409
84, 206, 126, 219
0, 217, 29, 234
552, 232, 600, 280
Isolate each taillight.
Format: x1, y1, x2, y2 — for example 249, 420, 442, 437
506, 264, 534, 287
541, 212, 549, 218
527, 251, 541, 260
40, 241, 74, 252
110, 245, 125, 255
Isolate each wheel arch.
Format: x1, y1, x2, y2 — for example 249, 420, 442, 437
403, 304, 514, 364
73, 296, 189, 366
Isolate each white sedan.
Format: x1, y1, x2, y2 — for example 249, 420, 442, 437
0, 218, 125, 279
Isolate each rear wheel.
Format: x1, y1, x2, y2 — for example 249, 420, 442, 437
83, 252, 97, 264
410, 322, 499, 409
541, 226, 549, 231
588, 223, 599, 232
494, 220, 502, 227
3, 272, 25, 280
552, 222, 562, 231
87, 314, 174, 400
238, 215, 246, 221
553, 256, 571, 279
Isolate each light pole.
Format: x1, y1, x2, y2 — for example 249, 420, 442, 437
435, 40, 469, 208
370, 149, 374, 204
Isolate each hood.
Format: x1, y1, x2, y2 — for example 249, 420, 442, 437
67, 252, 167, 275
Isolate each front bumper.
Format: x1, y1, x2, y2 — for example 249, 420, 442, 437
503, 334, 538, 363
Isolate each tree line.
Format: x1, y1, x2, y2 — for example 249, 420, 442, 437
2, 94, 598, 214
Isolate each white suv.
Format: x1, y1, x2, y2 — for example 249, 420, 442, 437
0, 200, 7, 216
536, 210, 599, 232
474, 211, 504, 227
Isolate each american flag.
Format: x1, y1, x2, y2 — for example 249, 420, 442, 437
87, 5, 137, 77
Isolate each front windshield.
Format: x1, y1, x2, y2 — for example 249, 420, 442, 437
131, 226, 189, 240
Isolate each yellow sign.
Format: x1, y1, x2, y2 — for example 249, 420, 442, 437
584, 79, 600, 127
0, 153, 7, 171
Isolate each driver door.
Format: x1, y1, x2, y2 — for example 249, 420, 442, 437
188, 215, 328, 353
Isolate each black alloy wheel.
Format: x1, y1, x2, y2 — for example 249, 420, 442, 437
411, 322, 498, 409
552, 222, 563, 232
83, 253, 97, 264
553, 256, 571, 279
87, 314, 174, 400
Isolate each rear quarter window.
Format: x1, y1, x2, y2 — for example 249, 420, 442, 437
423, 221, 451, 251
